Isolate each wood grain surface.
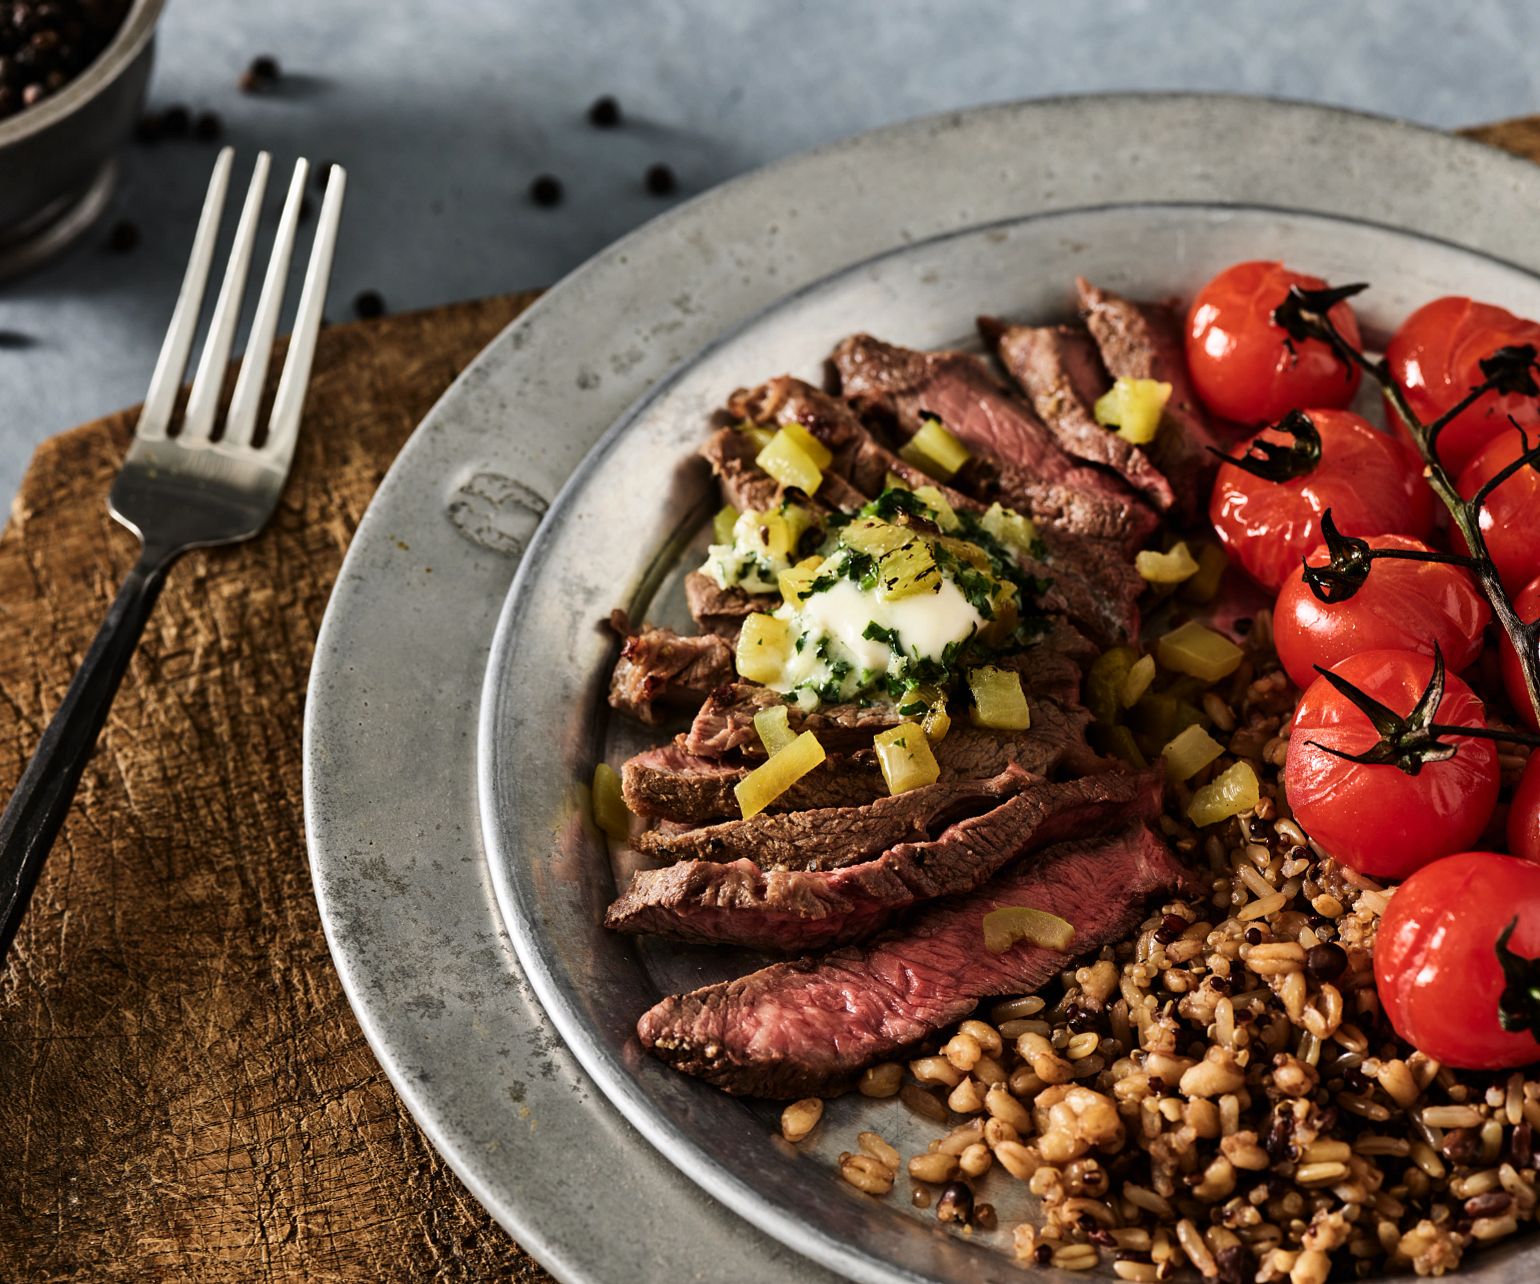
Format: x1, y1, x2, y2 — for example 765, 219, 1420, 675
0, 119, 1532, 1282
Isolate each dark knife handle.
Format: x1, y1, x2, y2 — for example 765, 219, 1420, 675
0, 547, 171, 963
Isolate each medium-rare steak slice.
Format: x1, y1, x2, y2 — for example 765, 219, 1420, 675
634, 768, 1027, 869
1076, 277, 1227, 524
607, 613, 735, 725
623, 709, 1105, 824
700, 427, 781, 514
828, 334, 1156, 552
683, 571, 761, 639
637, 823, 1185, 1097
981, 317, 1176, 513
609, 768, 1162, 951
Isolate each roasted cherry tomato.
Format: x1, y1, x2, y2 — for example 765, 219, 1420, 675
1209, 409, 1434, 593
1509, 756, 1540, 865
1286, 649, 1498, 879
1375, 851, 1540, 1070
1185, 261, 1363, 425
1274, 535, 1490, 691
1386, 295, 1540, 476
1499, 574, 1540, 732
1457, 427, 1540, 594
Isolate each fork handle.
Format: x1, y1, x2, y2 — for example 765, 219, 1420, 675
0, 545, 173, 962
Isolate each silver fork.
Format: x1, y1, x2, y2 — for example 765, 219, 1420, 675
0, 148, 346, 961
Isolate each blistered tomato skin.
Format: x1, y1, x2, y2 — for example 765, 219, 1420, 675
1387, 296, 1540, 477
1457, 428, 1540, 595
1185, 260, 1363, 425
1375, 852, 1540, 1071
1209, 409, 1435, 593
1499, 575, 1540, 733
1285, 650, 1498, 880
1273, 535, 1490, 690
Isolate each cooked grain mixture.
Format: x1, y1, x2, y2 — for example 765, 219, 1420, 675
795, 609, 1539, 1279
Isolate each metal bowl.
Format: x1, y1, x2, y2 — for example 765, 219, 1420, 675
0, 0, 165, 279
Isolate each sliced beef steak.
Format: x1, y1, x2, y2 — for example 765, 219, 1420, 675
1076, 278, 1227, 524
607, 614, 735, 725
700, 427, 781, 514
683, 571, 762, 639
637, 823, 1185, 1096
981, 317, 1176, 513
624, 709, 1104, 824
609, 768, 1162, 951
635, 768, 1027, 869
829, 334, 1156, 552
683, 684, 899, 758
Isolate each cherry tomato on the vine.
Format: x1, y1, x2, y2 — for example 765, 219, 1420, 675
1386, 295, 1540, 476
1274, 535, 1490, 691
1509, 755, 1540, 865
1285, 649, 1498, 880
1457, 427, 1540, 594
1209, 409, 1434, 593
1186, 261, 1363, 425
1499, 574, 1540, 733
1375, 851, 1540, 1070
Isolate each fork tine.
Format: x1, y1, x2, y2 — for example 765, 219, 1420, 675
260, 164, 345, 471
136, 147, 234, 442
180, 152, 271, 442
223, 157, 307, 448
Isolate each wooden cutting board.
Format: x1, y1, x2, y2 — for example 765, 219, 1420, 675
0, 119, 1534, 1281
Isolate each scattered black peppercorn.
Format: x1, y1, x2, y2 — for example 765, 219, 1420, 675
529, 174, 563, 207
0, 0, 131, 123
587, 95, 620, 127
161, 104, 191, 137
352, 290, 385, 320
1153, 912, 1187, 944
194, 110, 222, 142
644, 163, 676, 196
106, 220, 139, 253
1244, 926, 1263, 945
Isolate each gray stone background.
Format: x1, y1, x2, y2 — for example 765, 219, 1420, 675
3, 0, 1539, 505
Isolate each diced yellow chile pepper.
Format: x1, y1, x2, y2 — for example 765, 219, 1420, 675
842, 516, 913, 558
1129, 690, 1204, 745
734, 730, 826, 818
980, 502, 1039, 555
922, 706, 951, 743
968, 666, 1031, 730
1086, 646, 1137, 725
877, 538, 942, 601
1179, 542, 1229, 605
1186, 761, 1260, 827
1156, 620, 1245, 683
874, 723, 941, 795
1161, 724, 1225, 783
753, 704, 797, 756
778, 555, 825, 606
736, 420, 774, 451
735, 612, 792, 684
776, 420, 833, 469
911, 485, 961, 532
982, 906, 1076, 955
591, 763, 630, 841
1120, 654, 1156, 709
757, 428, 824, 495
899, 418, 972, 480
1136, 541, 1200, 585
935, 534, 992, 573
1093, 377, 1172, 445
712, 504, 740, 545
1106, 725, 1148, 770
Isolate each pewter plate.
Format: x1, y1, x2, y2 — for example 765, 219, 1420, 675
305, 96, 1540, 1283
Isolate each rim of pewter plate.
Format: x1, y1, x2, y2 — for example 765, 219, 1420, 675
305, 94, 1540, 1284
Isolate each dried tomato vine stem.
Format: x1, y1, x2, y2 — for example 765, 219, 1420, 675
1277, 284, 1540, 729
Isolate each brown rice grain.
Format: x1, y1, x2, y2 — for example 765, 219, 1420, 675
991, 994, 1045, 1022
1112, 1262, 1159, 1283
899, 1082, 948, 1123
1420, 1105, 1484, 1130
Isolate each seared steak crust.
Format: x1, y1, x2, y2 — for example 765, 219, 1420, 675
683, 572, 761, 640
636, 824, 1184, 1097
608, 768, 1162, 951
606, 614, 735, 725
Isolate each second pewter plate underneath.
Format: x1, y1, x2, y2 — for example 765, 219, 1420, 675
479, 202, 1540, 1283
